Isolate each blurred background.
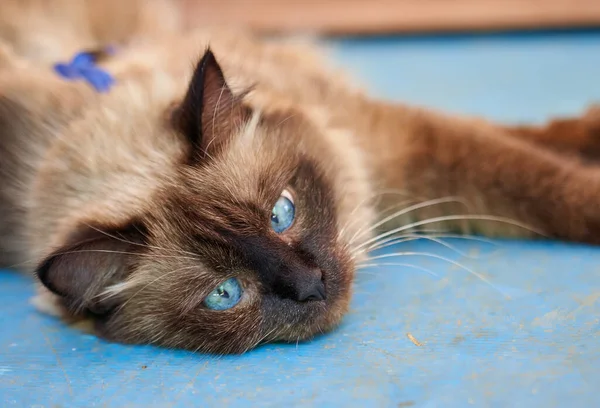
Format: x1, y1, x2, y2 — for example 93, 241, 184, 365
178, 0, 600, 36
169, 0, 600, 125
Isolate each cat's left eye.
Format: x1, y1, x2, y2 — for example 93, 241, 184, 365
203, 278, 243, 311
271, 189, 295, 234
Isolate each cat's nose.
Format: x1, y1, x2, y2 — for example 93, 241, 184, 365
271, 264, 327, 302
295, 268, 326, 302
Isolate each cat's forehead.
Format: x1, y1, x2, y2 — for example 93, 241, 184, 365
187, 109, 315, 196
232, 108, 310, 157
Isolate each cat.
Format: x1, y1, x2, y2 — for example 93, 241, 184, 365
2, 0, 600, 354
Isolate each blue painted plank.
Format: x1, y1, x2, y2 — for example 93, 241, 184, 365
2, 240, 599, 407
331, 30, 600, 123
2, 30, 600, 407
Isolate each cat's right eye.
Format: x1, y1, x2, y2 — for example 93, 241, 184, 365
203, 278, 243, 311
271, 189, 295, 234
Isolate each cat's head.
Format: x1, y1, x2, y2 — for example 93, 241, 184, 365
35, 49, 374, 354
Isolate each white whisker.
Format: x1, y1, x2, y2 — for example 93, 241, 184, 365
83, 223, 201, 259
339, 191, 415, 240
357, 262, 439, 277
367, 232, 499, 253
350, 196, 471, 245
102, 265, 199, 313
362, 233, 499, 259
364, 251, 508, 297
347, 198, 418, 244
48, 249, 200, 262
365, 235, 473, 258
356, 214, 545, 251
5, 247, 201, 271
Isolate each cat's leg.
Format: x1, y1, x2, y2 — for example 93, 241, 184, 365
500, 105, 600, 161
378, 107, 600, 244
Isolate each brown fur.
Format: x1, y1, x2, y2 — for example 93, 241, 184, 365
1, 1, 600, 354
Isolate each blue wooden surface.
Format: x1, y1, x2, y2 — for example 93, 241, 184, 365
2, 30, 600, 407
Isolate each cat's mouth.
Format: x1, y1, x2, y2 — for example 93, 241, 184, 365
260, 259, 354, 345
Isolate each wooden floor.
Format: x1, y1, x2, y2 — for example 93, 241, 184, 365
180, 0, 600, 35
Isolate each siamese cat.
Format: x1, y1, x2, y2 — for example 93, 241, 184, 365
1, 0, 600, 353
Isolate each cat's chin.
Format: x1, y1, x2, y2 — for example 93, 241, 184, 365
286, 264, 355, 342
260, 286, 352, 345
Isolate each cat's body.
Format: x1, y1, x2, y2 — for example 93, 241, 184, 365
2, 0, 600, 353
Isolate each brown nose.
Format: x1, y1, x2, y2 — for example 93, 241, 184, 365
296, 269, 326, 302
274, 267, 326, 302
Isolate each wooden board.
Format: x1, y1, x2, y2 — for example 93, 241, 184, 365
180, 0, 600, 35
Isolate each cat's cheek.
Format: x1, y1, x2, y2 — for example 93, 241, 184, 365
236, 276, 263, 308
92, 317, 132, 345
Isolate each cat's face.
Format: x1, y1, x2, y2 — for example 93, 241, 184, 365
36, 50, 371, 354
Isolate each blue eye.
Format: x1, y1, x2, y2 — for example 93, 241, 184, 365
203, 278, 243, 311
271, 190, 295, 233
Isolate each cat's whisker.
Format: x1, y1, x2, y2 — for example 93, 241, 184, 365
356, 262, 439, 277
338, 190, 396, 240
363, 251, 507, 297
355, 214, 546, 252
346, 197, 419, 244
368, 188, 426, 199
353, 269, 378, 277
339, 212, 370, 243
256, 325, 280, 347
361, 233, 498, 259
350, 196, 472, 245
5, 258, 38, 270
4, 248, 202, 271
101, 265, 199, 314
347, 227, 448, 263
361, 235, 474, 259
338, 188, 426, 240
339, 195, 406, 243
275, 113, 297, 127
366, 232, 499, 254
341, 190, 445, 248
44, 249, 201, 262
83, 222, 201, 259
208, 84, 228, 154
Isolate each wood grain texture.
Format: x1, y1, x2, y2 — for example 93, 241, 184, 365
180, 0, 600, 35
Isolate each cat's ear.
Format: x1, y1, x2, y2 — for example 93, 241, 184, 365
173, 48, 249, 162
35, 223, 146, 315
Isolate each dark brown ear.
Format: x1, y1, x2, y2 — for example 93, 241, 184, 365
172, 48, 249, 162
36, 223, 146, 315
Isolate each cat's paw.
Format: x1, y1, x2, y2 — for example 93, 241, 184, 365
30, 284, 95, 334
30, 283, 67, 317
504, 104, 600, 161
578, 104, 600, 160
